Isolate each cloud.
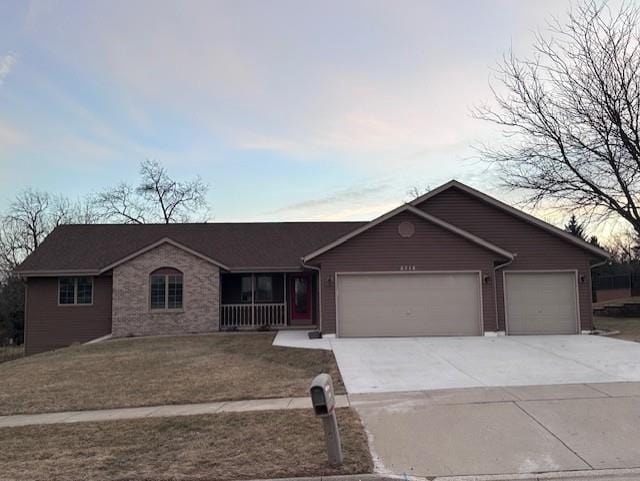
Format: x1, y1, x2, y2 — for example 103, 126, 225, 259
17, 1, 555, 172
263, 183, 397, 221
0, 52, 17, 85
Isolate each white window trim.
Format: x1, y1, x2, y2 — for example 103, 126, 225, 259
57, 276, 94, 306
149, 273, 184, 311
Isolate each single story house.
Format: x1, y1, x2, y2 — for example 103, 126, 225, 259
15, 180, 609, 355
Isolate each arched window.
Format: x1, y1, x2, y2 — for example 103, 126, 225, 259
150, 268, 183, 310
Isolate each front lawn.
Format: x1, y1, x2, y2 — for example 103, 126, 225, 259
593, 316, 640, 342
0, 332, 344, 415
0, 408, 372, 481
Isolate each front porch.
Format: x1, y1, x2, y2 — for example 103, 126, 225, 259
220, 272, 317, 329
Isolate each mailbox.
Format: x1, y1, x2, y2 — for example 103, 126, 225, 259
310, 373, 335, 417
309, 373, 343, 466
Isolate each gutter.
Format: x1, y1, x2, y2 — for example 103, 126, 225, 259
300, 259, 323, 334
493, 255, 516, 334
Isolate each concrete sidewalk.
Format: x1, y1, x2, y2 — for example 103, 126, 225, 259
353, 382, 640, 478
0, 394, 350, 428
247, 469, 640, 481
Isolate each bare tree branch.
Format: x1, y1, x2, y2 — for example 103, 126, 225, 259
136, 160, 209, 224
93, 160, 210, 224
93, 183, 146, 224
474, 1, 640, 236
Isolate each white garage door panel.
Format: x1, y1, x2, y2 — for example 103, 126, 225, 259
505, 272, 578, 335
337, 273, 482, 337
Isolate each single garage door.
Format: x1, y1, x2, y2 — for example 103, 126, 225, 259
504, 272, 578, 335
336, 272, 482, 337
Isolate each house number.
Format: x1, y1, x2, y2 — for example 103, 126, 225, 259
400, 265, 416, 271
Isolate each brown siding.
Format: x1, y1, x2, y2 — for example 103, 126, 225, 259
25, 275, 112, 355
312, 211, 505, 334
416, 187, 596, 331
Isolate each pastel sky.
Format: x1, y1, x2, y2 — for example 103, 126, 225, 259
0, 0, 583, 223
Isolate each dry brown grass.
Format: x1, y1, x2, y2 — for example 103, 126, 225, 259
0, 408, 372, 481
593, 316, 640, 342
0, 332, 344, 415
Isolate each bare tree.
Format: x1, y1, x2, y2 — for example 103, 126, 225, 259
94, 160, 209, 224
0, 221, 24, 275
607, 229, 640, 263
6, 189, 51, 253
93, 182, 146, 224
68, 196, 102, 224
475, 1, 640, 236
137, 160, 208, 223
0, 190, 98, 277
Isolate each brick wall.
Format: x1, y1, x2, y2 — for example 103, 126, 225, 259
112, 243, 220, 337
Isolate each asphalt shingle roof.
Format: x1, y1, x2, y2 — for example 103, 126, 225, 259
16, 222, 367, 273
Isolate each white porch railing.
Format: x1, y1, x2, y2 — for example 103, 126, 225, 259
221, 303, 287, 328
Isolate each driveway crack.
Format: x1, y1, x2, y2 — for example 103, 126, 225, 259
513, 401, 594, 470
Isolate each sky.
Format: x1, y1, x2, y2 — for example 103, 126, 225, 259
0, 0, 583, 224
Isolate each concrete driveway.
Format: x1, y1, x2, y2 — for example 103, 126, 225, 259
273, 332, 640, 477
353, 382, 640, 477
330, 335, 640, 393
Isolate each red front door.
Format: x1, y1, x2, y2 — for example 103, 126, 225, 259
290, 274, 312, 325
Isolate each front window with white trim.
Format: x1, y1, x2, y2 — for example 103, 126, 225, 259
150, 268, 183, 310
58, 277, 93, 305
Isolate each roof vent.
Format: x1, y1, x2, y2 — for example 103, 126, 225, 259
398, 221, 415, 238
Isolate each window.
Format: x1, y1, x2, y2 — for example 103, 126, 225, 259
220, 273, 285, 304
58, 277, 93, 305
150, 276, 166, 309
240, 275, 252, 302
167, 275, 183, 309
150, 268, 183, 310
255, 275, 273, 302
77, 277, 93, 304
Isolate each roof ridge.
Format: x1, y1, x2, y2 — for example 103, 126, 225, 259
411, 180, 609, 259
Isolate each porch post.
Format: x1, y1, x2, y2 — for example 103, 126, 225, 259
251, 274, 255, 326
284, 272, 288, 326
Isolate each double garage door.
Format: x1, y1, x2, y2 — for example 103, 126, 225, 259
337, 272, 483, 337
336, 271, 579, 337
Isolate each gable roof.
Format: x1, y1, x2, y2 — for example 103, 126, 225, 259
410, 180, 610, 259
15, 222, 366, 276
302, 203, 515, 262
98, 237, 230, 273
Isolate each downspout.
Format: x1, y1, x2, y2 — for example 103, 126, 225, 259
589, 258, 610, 271
589, 257, 611, 331
301, 258, 322, 333
493, 255, 516, 334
